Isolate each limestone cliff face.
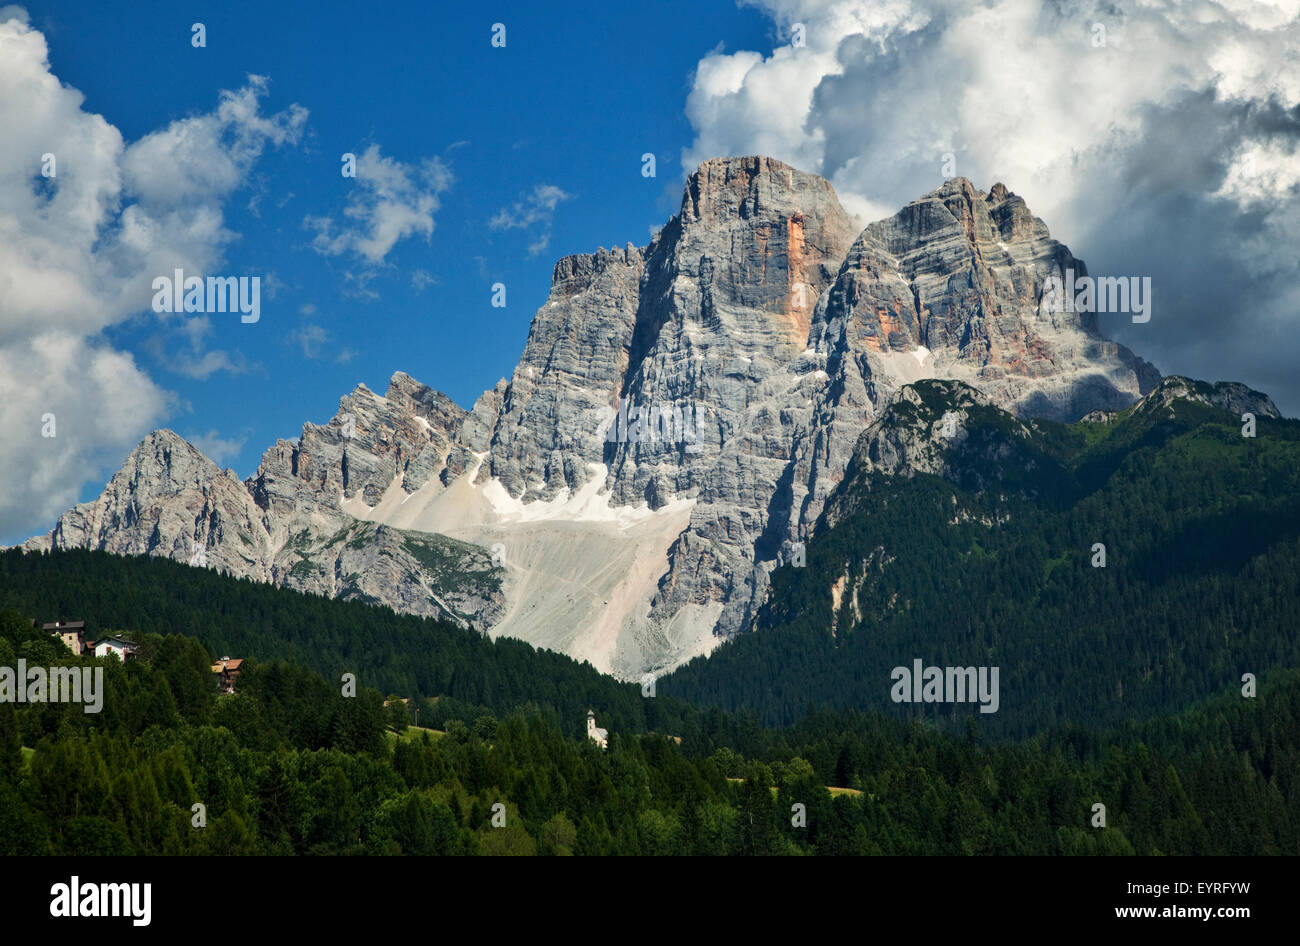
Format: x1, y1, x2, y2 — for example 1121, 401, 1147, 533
856, 178, 1159, 419
484, 244, 646, 500
27, 379, 504, 632
604, 165, 1158, 652
39, 430, 274, 578
25, 156, 1174, 677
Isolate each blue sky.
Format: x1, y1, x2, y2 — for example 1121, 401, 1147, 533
4, 1, 1298, 544
13, 0, 772, 530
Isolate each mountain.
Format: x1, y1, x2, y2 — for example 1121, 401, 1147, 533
22, 156, 1162, 677
661, 375, 1296, 736
27, 384, 505, 630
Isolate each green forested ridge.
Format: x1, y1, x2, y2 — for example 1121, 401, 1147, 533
664, 382, 1300, 736
0, 610, 1294, 854
0, 546, 691, 740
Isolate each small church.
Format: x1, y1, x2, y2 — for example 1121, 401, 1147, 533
586, 709, 608, 750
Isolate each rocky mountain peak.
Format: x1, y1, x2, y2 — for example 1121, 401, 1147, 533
126, 428, 214, 478
843, 379, 1020, 479
27, 426, 271, 574
383, 371, 468, 435
25, 156, 1219, 681
682, 156, 851, 230
866, 176, 1043, 259
551, 244, 642, 288
74, 429, 236, 512
1138, 376, 1280, 419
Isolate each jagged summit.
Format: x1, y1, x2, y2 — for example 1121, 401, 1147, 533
24, 156, 1220, 679
680, 156, 852, 232
1140, 376, 1279, 418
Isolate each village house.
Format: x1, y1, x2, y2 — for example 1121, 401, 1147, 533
586, 709, 608, 750
211, 657, 243, 694
44, 620, 87, 656
93, 635, 140, 662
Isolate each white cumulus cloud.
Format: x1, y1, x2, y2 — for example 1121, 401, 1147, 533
0, 9, 306, 541
305, 143, 452, 265
490, 184, 573, 256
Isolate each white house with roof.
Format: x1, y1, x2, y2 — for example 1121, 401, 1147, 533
586, 709, 608, 749
93, 635, 140, 662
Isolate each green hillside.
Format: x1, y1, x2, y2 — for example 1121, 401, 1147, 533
1, 609, 1295, 855
0, 546, 689, 740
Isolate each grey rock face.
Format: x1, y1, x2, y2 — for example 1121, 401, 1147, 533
846, 177, 1160, 419
274, 521, 501, 627
29, 430, 274, 578
28, 385, 504, 631
23, 156, 1195, 677
616, 169, 1158, 651
485, 245, 646, 499
593, 158, 860, 650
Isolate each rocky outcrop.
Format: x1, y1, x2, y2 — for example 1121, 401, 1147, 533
32, 430, 274, 578
483, 244, 646, 500
25, 389, 505, 631
817, 380, 1030, 530
1133, 376, 1278, 420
